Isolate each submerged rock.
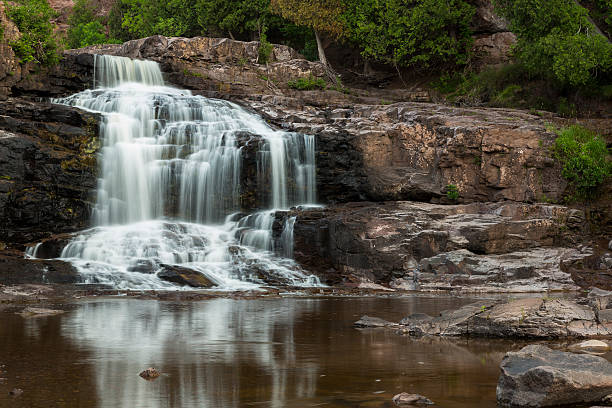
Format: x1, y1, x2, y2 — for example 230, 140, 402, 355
157, 265, 216, 288
353, 315, 396, 328
392, 393, 434, 406
18, 307, 65, 317
139, 367, 161, 380
497, 345, 612, 407
570, 340, 611, 353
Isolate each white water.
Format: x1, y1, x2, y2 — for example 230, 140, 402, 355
33, 55, 319, 290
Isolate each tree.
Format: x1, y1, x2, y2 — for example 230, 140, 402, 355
342, 0, 475, 71
67, 0, 116, 48
494, 0, 612, 85
270, 0, 344, 75
6, 0, 60, 65
115, 0, 199, 38
196, 0, 270, 40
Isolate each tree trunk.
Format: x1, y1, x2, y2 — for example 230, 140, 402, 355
314, 30, 339, 84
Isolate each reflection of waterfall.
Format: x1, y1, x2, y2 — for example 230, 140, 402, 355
64, 298, 321, 408
30, 54, 321, 289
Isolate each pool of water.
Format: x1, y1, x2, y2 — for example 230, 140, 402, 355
0, 295, 552, 407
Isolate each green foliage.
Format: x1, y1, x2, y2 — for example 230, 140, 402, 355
342, 0, 475, 70
67, 0, 118, 48
287, 75, 326, 90
446, 184, 459, 201
494, 0, 612, 86
114, 0, 199, 38
6, 0, 60, 65
196, 0, 269, 38
270, 0, 345, 38
553, 125, 611, 200
258, 32, 274, 64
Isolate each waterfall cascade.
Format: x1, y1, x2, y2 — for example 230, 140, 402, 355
29, 55, 320, 290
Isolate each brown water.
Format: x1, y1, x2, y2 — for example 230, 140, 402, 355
0, 296, 534, 407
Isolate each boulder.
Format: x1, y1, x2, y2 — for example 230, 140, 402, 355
0, 253, 80, 284
570, 340, 611, 353
157, 265, 216, 288
392, 392, 434, 406
497, 345, 612, 407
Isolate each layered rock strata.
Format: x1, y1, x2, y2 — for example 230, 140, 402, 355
277, 201, 589, 291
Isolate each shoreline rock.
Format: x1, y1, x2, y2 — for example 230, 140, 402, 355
359, 296, 612, 338
497, 345, 612, 407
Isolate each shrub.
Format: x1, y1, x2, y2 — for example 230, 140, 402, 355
258, 32, 274, 64
446, 184, 459, 201
553, 125, 611, 200
6, 0, 61, 65
287, 75, 326, 90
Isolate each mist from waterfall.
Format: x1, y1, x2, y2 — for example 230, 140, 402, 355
36, 54, 319, 290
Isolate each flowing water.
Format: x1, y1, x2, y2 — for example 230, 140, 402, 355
28, 55, 320, 290
0, 295, 568, 408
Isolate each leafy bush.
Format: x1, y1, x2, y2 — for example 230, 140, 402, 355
6, 0, 61, 65
287, 75, 326, 90
553, 125, 611, 200
446, 184, 459, 201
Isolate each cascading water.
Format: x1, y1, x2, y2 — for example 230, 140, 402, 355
30, 54, 320, 290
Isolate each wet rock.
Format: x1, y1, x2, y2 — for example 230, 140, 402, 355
353, 315, 396, 328
0, 253, 80, 285
392, 392, 434, 406
139, 367, 161, 380
9, 388, 23, 397
0, 99, 100, 246
399, 298, 612, 338
497, 345, 612, 407
127, 259, 157, 274
18, 307, 65, 317
288, 201, 587, 290
157, 265, 216, 288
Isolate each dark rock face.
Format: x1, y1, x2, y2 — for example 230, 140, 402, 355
244, 96, 567, 205
497, 345, 612, 407
157, 264, 216, 288
0, 99, 100, 247
0, 253, 80, 284
398, 297, 612, 338
285, 201, 588, 290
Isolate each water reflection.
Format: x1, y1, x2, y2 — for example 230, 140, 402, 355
1, 296, 532, 407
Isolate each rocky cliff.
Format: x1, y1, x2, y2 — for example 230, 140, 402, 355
0, 33, 608, 292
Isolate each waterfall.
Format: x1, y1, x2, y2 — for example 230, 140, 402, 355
41, 54, 319, 290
